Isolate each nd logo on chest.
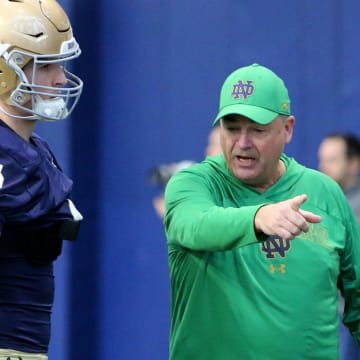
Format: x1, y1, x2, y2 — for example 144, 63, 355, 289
261, 235, 291, 259
259, 224, 331, 274
261, 235, 291, 274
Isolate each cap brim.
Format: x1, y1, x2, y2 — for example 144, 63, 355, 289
213, 104, 278, 126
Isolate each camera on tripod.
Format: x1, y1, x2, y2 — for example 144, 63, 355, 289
148, 160, 195, 186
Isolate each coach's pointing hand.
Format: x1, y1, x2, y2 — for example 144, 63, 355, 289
254, 194, 322, 240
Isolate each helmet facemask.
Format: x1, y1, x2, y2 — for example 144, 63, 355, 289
0, 38, 83, 122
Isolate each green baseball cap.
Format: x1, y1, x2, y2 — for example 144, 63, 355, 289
213, 63, 291, 126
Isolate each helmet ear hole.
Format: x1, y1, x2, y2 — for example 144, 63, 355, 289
0, 69, 6, 91
11, 90, 27, 105
0, 59, 17, 99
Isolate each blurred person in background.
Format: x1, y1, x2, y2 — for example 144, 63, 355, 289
151, 126, 222, 219
150, 160, 196, 219
318, 132, 360, 360
318, 133, 360, 222
205, 125, 221, 157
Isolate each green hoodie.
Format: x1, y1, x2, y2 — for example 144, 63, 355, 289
164, 154, 360, 360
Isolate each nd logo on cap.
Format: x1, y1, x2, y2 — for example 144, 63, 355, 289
213, 63, 291, 126
232, 80, 255, 100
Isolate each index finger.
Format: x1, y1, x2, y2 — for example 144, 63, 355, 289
289, 194, 308, 211
299, 209, 322, 224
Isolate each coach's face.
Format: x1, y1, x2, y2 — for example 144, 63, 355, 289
220, 114, 295, 191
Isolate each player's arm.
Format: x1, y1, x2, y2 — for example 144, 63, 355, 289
0, 153, 30, 236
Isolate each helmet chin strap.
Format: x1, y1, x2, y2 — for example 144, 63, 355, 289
33, 95, 68, 121
0, 95, 69, 122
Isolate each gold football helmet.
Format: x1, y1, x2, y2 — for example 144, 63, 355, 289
0, 0, 83, 121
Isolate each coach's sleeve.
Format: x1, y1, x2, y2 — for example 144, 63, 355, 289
164, 168, 267, 252
340, 204, 360, 345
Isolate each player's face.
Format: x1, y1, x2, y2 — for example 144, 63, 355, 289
220, 114, 294, 191
318, 138, 349, 185
23, 61, 67, 100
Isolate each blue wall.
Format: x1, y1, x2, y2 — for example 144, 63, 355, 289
39, 1, 360, 359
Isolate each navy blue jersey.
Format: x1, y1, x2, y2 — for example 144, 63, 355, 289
0, 120, 82, 353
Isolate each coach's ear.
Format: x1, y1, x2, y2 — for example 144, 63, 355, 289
283, 115, 295, 144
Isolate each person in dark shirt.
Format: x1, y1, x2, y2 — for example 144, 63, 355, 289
0, 0, 83, 358
318, 133, 360, 360
318, 133, 360, 222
